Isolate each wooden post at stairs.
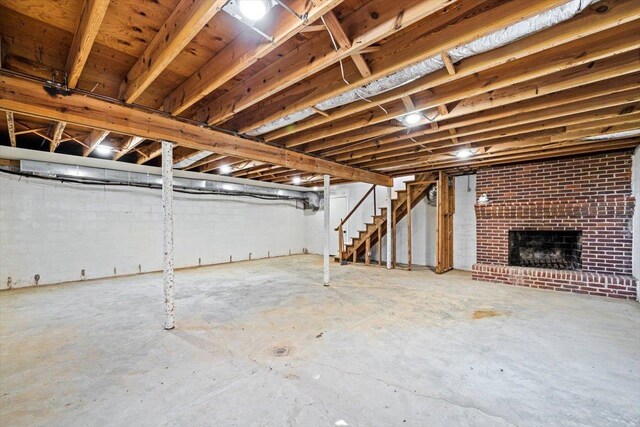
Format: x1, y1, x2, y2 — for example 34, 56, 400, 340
377, 227, 382, 266
338, 223, 344, 262
365, 237, 371, 265
436, 171, 455, 274
392, 208, 397, 268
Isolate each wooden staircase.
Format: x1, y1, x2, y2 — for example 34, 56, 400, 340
337, 174, 434, 266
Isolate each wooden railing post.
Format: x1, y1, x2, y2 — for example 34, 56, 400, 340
373, 187, 377, 216
338, 223, 344, 262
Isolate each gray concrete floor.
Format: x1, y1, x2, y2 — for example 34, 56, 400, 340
1, 255, 639, 426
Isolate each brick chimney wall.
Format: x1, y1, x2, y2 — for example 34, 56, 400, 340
472, 151, 637, 299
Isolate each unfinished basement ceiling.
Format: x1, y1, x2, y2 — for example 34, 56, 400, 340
0, 0, 639, 186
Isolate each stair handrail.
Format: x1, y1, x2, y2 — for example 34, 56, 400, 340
334, 184, 376, 232
334, 184, 377, 262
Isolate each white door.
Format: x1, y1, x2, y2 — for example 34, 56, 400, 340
329, 196, 349, 256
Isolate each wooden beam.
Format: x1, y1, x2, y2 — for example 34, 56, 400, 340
283, 30, 640, 149
65, 0, 110, 88
391, 139, 640, 176
6, 111, 16, 147
82, 129, 110, 156
236, 0, 569, 134
50, 121, 67, 152
369, 119, 640, 171
0, 74, 392, 186
329, 74, 640, 160
441, 51, 456, 75
194, 0, 455, 125
119, 0, 227, 103
252, 1, 640, 141
344, 87, 640, 164
162, 0, 345, 115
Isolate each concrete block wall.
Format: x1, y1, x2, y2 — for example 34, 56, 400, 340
0, 173, 313, 289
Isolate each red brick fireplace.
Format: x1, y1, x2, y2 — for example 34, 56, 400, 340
472, 151, 637, 299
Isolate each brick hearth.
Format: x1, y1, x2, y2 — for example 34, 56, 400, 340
472, 151, 637, 299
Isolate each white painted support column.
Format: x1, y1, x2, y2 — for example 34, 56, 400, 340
386, 186, 392, 269
323, 174, 330, 286
162, 141, 175, 330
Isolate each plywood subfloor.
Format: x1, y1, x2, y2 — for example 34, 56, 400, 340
1, 255, 638, 426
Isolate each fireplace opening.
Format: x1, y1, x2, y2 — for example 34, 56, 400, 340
509, 230, 582, 270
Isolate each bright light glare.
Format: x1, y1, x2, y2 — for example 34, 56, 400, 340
95, 145, 111, 156
312, 186, 319, 191
456, 149, 473, 159
219, 165, 232, 174
403, 112, 422, 126
238, 0, 268, 20
292, 176, 302, 185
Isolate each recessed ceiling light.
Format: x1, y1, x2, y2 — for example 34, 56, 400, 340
95, 145, 111, 156
237, 0, 269, 21
312, 186, 319, 191
456, 149, 473, 159
219, 165, 232, 174
402, 112, 422, 126
292, 176, 302, 185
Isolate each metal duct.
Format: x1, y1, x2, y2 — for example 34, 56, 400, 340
15, 160, 322, 209
173, 150, 214, 169
582, 129, 640, 141
246, 0, 597, 136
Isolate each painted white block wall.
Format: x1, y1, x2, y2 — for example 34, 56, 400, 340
0, 173, 311, 289
632, 146, 640, 287
320, 175, 477, 270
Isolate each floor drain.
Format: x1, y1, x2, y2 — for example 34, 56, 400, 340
273, 347, 289, 356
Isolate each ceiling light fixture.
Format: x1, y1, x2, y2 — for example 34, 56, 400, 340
292, 176, 302, 185
95, 145, 111, 156
219, 165, 232, 174
455, 149, 473, 159
237, 0, 269, 21
402, 112, 422, 126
